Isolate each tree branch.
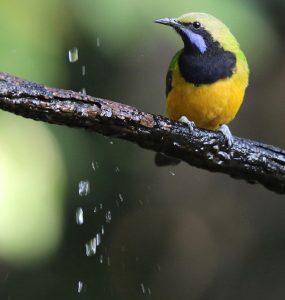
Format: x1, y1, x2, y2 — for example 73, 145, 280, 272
0, 72, 284, 194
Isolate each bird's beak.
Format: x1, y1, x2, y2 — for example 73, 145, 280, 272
154, 18, 180, 29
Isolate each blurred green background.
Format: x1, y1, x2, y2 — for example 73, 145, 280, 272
0, 0, 285, 299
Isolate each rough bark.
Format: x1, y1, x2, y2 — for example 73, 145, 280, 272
0, 72, 284, 194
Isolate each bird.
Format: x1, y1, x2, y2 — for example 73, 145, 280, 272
155, 12, 249, 148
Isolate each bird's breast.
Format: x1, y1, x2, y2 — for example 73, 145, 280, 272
167, 58, 248, 130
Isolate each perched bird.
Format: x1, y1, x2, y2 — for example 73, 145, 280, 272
155, 13, 249, 147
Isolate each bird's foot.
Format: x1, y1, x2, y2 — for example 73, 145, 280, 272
179, 116, 195, 132
218, 124, 234, 147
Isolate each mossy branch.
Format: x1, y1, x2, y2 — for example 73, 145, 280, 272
0, 72, 284, 194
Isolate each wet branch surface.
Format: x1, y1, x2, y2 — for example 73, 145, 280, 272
0, 72, 284, 194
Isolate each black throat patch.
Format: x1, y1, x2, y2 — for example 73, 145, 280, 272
178, 28, 237, 85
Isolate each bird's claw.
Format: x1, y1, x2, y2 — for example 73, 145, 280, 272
179, 116, 195, 132
218, 124, 234, 147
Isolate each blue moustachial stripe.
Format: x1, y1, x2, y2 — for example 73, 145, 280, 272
181, 28, 207, 54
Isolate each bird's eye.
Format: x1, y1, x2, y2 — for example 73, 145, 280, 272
192, 21, 201, 29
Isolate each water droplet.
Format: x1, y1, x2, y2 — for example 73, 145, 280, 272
96, 37, 100, 47
169, 171, 175, 176
76, 208, 84, 225
85, 237, 97, 256
77, 281, 84, 293
82, 65, 86, 76
78, 107, 88, 117
140, 283, 146, 294
206, 152, 214, 160
218, 151, 231, 160
96, 233, 101, 246
109, 140, 114, 145
94, 206, 97, 213
80, 88, 87, 95
92, 161, 99, 171
106, 211, 112, 223
99, 203, 103, 210
79, 180, 90, 196
115, 167, 120, 173
248, 153, 259, 162
148, 288, 152, 295
99, 255, 103, 264
118, 193, 124, 202
68, 47, 79, 63
101, 225, 105, 235
202, 137, 215, 145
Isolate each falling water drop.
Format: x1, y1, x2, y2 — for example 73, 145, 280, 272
96, 37, 100, 47
78, 180, 90, 196
105, 211, 112, 224
118, 193, 124, 202
82, 65, 86, 76
140, 283, 146, 294
80, 88, 87, 95
77, 281, 84, 293
76, 208, 84, 225
68, 47, 79, 63
85, 237, 97, 256
99, 255, 103, 264
91, 161, 99, 171
96, 233, 101, 246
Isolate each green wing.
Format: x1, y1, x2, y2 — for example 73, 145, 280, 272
166, 50, 182, 96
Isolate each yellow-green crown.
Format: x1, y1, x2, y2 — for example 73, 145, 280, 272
177, 12, 245, 61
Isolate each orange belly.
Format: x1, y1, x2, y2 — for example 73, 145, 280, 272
166, 60, 248, 130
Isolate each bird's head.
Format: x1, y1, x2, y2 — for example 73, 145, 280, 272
155, 12, 239, 55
